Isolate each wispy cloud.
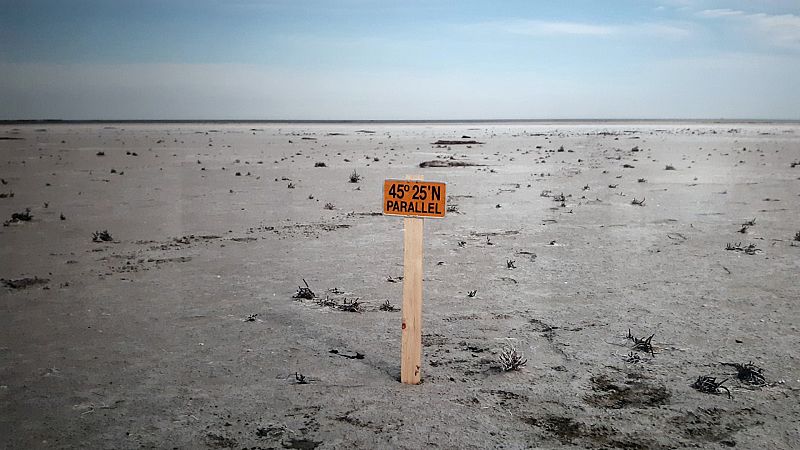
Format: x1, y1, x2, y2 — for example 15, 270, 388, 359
699, 9, 800, 49
698, 9, 744, 18
499, 20, 616, 36
466, 19, 690, 39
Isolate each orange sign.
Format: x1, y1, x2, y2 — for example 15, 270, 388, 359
383, 179, 446, 218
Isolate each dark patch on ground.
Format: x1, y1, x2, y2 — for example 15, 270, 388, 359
522, 415, 665, 449
283, 437, 321, 449
2, 277, 49, 289
431, 140, 484, 145
419, 159, 483, 168
585, 373, 671, 409
669, 407, 759, 443
205, 432, 238, 448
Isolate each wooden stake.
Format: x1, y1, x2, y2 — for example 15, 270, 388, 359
401, 175, 424, 384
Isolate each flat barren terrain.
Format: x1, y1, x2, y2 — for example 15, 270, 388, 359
1, 122, 799, 449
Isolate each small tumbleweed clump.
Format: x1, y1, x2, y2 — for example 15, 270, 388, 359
728, 361, 766, 386
498, 342, 527, 372
379, 300, 398, 311
92, 230, 113, 242
293, 279, 315, 300
349, 170, 362, 183
10, 208, 33, 222
691, 375, 731, 398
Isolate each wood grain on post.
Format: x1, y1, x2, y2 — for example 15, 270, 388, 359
401, 175, 424, 384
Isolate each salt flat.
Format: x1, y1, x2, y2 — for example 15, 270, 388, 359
1, 122, 799, 449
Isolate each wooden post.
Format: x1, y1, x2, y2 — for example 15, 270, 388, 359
401, 175, 424, 384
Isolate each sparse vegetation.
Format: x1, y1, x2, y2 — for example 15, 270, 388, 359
631, 197, 646, 206
349, 170, 362, 183
665, 164, 676, 170
314, 296, 337, 308
623, 352, 644, 363
92, 230, 113, 242
336, 298, 362, 312
324, 202, 335, 210
498, 342, 527, 372
315, 295, 362, 312
379, 300, 398, 311
725, 242, 761, 255
292, 279, 315, 299
722, 361, 766, 386
627, 329, 655, 357
4, 208, 33, 225
314, 162, 327, 167
691, 376, 731, 398
467, 290, 477, 298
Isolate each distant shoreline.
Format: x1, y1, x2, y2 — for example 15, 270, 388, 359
2, 119, 799, 125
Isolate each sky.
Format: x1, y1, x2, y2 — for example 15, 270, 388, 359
1, 0, 799, 120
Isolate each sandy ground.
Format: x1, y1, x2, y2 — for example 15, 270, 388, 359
1, 121, 799, 449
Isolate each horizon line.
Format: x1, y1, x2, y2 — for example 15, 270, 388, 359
2, 118, 800, 125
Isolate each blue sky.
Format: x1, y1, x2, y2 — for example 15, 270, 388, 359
1, 0, 799, 119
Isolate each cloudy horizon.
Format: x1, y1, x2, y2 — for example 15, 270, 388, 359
1, 0, 799, 120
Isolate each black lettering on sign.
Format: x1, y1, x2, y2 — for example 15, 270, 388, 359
430, 185, 440, 202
